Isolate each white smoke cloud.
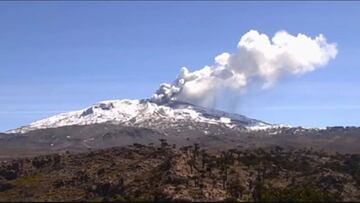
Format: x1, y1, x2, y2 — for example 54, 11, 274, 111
152, 30, 338, 107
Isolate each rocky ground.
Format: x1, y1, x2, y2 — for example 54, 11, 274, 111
0, 140, 360, 202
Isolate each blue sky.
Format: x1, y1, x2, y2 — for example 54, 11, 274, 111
1, 1, 360, 131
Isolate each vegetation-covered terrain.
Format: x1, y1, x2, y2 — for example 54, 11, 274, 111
1, 140, 360, 202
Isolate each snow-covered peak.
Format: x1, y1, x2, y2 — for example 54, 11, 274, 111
7, 99, 277, 134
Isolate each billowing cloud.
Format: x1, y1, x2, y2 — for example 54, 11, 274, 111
151, 30, 338, 107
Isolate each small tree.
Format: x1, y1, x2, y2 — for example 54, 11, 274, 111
193, 143, 200, 160
227, 174, 246, 200
159, 139, 169, 150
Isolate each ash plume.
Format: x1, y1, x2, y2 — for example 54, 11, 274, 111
151, 30, 338, 107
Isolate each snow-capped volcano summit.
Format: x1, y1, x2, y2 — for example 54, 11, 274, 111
7, 99, 275, 134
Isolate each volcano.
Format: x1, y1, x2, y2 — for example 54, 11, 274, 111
7, 99, 277, 134
2, 99, 360, 159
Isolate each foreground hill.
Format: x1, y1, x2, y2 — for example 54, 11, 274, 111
0, 142, 360, 201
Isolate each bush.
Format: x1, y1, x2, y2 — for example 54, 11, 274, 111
260, 185, 339, 202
